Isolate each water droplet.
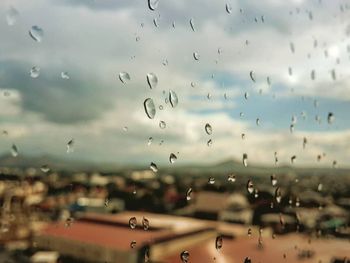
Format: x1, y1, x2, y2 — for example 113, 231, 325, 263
147, 137, 153, 146
169, 90, 178, 108
310, 70, 315, 80
159, 121, 166, 129
291, 155, 296, 164
247, 179, 254, 194
193, 52, 200, 61
189, 18, 195, 32
65, 217, 74, 228
6, 7, 19, 26
153, 18, 159, 27
144, 98, 156, 119
148, 0, 159, 11
29, 25, 44, 42
144, 247, 150, 262
30, 66, 40, 78
254, 189, 259, 198
243, 153, 248, 167
227, 174, 236, 182
215, 235, 223, 250
241, 133, 245, 140
303, 137, 307, 149
244, 257, 252, 263
327, 112, 334, 124
207, 139, 213, 147
240, 112, 244, 118
146, 73, 158, 89
104, 198, 109, 207
247, 228, 252, 237
331, 69, 336, 80
249, 71, 256, 82
290, 42, 295, 53
66, 139, 74, 153
41, 165, 50, 173
119, 72, 130, 84
169, 153, 177, 164
205, 123, 212, 135
180, 250, 190, 263
226, 3, 232, 14
244, 92, 249, 100
271, 174, 277, 186
256, 118, 260, 126
129, 217, 137, 229
208, 177, 215, 185
290, 124, 294, 133
296, 197, 300, 207
142, 217, 150, 230
288, 67, 293, 76
150, 162, 158, 172
317, 183, 323, 192
130, 240, 137, 248
186, 188, 193, 201
61, 71, 70, 80
11, 144, 18, 157
275, 187, 282, 203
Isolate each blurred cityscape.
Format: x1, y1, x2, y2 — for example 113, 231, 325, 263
0, 154, 349, 263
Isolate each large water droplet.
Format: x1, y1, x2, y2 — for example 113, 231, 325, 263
247, 179, 254, 194
215, 235, 223, 250
180, 251, 190, 263
29, 25, 44, 42
205, 123, 212, 135
169, 90, 178, 108
169, 153, 177, 164
144, 98, 156, 119
66, 139, 74, 153
142, 217, 150, 230
30, 66, 40, 78
119, 72, 130, 84
147, 73, 158, 89
243, 153, 248, 167
11, 144, 18, 157
6, 7, 19, 26
129, 217, 137, 229
148, 0, 159, 11
150, 162, 158, 172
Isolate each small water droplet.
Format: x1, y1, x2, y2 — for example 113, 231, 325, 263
150, 162, 158, 172
275, 187, 282, 203
169, 153, 177, 164
30, 66, 40, 78
147, 137, 153, 146
6, 7, 19, 26
271, 174, 277, 187
208, 177, 215, 185
327, 112, 334, 124
193, 52, 200, 61
60, 71, 70, 80
186, 188, 193, 201
291, 155, 296, 164
244, 92, 249, 100
11, 144, 18, 157
169, 90, 178, 108
207, 139, 213, 147
243, 153, 248, 167
129, 217, 137, 229
205, 123, 212, 135
41, 165, 50, 173
159, 121, 166, 129
146, 73, 158, 89
226, 3, 232, 14
29, 25, 44, 42
247, 179, 254, 194
119, 72, 130, 84
144, 98, 156, 119
180, 250, 190, 263
244, 257, 252, 263
189, 18, 195, 32
227, 174, 236, 182
290, 42, 295, 53
215, 235, 223, 250
249, 71, 256, 82
130, 240, 137, 248
142, 217, 150, 230
148, 0, 159, 11
256, 118, 260, 126
67, 139, 74, 153
247, 228, 252, 237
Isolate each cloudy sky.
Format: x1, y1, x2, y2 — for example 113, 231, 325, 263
0, 0, 350, 168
